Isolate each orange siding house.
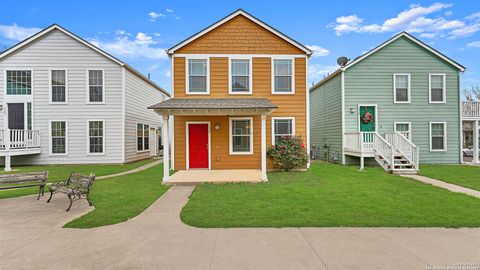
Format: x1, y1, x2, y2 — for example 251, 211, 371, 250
149, 9, 312, 182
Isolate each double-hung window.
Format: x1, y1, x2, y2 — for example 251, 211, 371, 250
187, 59, 208, 94
393, 74, 410, 103
88, 121, 104, 154
272, 59, 294, 94
429, 74, 446, 103
6, 70, 31, 95
50, 121, 66, 155
51, 70, 67, 103
230, 118, 253, 154
88, 70, 104, 103
430, 122, 446, 151
137, 123, 150, 151
272, 117, 295, 145
394, 122, 411, 140
230, 59, 251, 94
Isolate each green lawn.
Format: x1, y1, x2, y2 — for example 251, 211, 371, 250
181, 162, 480, 228
65, 164, 168, 228
0, 158, 157, 199
420, 164, 480, 191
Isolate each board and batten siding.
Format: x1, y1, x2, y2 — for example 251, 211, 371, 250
0, 30, 124, 165
124, 69, 165, 162
344, 36, 461, 164
310, 74, 343, 163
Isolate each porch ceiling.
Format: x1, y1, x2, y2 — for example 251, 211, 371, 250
148, 98, 277, 116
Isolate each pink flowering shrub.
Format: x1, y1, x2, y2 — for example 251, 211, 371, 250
267, 136, 308, 171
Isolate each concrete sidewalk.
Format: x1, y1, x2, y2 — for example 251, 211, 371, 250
0, 187, 479, 270
403, 174, 480, 198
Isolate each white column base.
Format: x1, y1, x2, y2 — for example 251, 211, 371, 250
360, 156, 365, 171
4, 155, 11, 172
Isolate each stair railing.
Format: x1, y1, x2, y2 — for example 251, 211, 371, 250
372, 132, 393, 166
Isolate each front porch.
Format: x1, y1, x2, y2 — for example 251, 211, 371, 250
0, 129, 41, 171
462, 101, 479, 165
167, 169, 262, 185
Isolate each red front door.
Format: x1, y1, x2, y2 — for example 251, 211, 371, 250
188, 124, 209, 169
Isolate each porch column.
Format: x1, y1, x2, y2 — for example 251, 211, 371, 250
162, 115, 170, 182
261, 114, 267, 181
5, 129, 11, 171
474, 120, 479, 164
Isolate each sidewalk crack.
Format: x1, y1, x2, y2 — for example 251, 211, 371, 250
298, 228, 329, 270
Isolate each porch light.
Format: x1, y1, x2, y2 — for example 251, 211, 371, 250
350, 108, 355, 113
214, 124, 221, 130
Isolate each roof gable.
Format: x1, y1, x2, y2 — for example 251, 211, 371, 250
168, 9, 311, 55
342, 32, 465, 72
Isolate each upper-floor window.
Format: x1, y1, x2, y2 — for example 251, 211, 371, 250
6, 70, 31, 95
230, 59, 251, 94
429, 74, 445, 103
51, 70, 67, 103
187, 59, 209, 94
393, 74, 410, 103
88, 70, 104, 103
272, 59, 294, 94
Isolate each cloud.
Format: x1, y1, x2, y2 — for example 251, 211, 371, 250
89, 31, 167, 60
306, 45, 330, 57
148, 11, 165, 22
166, 8, 173, 13
467, 41, 480, 48
308, 64, 338, 83
0, 24, 41, 41
328, 3, 479, 39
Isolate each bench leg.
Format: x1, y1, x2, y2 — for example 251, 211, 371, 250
86, 194, 93, 206
47, 190, 53, 203
42, 185, 45, 196
37, 186, 42, 200
66, 193, 73, 212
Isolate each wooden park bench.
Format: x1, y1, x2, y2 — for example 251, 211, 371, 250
47, 172, 95, 211
0, 172, 48, 200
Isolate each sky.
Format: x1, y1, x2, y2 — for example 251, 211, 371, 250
0, 0, 479, 94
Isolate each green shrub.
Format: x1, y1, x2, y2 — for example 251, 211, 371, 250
267, 136, 308, 171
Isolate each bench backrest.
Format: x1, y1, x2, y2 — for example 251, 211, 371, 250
66, 172, 95, 191
0, 172, 48, 185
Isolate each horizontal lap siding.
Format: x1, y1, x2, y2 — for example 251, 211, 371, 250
310, 75, 343, 162
124, 70, 166, 162
0, 30, 123, 165
344, 37, 460, 164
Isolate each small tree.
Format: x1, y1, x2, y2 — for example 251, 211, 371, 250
267, 136, 308, 171
464, 85, 480, 101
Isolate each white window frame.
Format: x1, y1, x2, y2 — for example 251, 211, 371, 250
4, 69, 34, 97
228, 57, 252, 95
136, 123, 150, 152
394, 122, 412, 140
429, 122, 447, 152
271, 117, 296, 145
393, 73, 411, 103
429, 73, 446, 104
49, 120, 68, 156
271, 57, 295, 94
87, 120, 105, 155
49, 69, 68, 104
229, 117, 254, 155
86, 69, 105, 104
185, 57, 210, 95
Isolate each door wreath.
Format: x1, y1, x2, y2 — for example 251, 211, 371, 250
361, 107, 373, 124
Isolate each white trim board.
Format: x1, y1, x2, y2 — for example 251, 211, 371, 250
185, 121, 211, 170
167, 9, 312, 55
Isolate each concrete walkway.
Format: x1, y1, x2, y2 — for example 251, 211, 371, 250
403, 174, 480, 198
1, 187, 479, 270
96, 158, 162, 180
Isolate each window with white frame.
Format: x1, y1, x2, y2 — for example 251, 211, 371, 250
187, 59, 208, 93
394, 122, 411, 139
51, 121, 66, 154
272, 117, 295, 145
429, 74, 445, 103
51, 70, 66, 103
88, 70, 104, 102
230, 118, 252, 154
137, 123, 150, 151
394, 74, 410, 103
88, 121, 104, 154
230, 59, 251, 93
273, 59, 293, 93
430, 122, 446, 151
6, 70, 31, 95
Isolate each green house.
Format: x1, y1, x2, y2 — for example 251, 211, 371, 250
309, 32, 465, 174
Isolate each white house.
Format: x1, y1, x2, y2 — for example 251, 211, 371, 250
0, 24, 169, 170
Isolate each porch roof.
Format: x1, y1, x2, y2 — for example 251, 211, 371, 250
149, 98, 277, 115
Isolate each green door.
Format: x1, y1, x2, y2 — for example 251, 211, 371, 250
359, 106, 376, 132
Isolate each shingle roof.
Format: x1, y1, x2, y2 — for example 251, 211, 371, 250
148, 98, 277, 110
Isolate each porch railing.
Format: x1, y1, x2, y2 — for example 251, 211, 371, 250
344, 132, 375, 152
462, 101, 480, 118
385, 131, 419, 169
0, 129, 41, 150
